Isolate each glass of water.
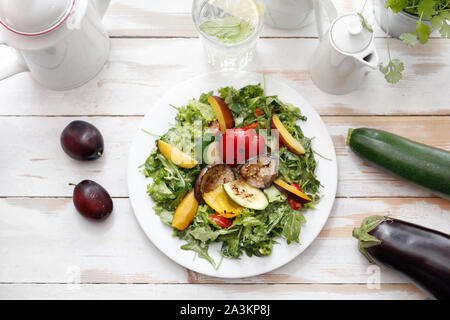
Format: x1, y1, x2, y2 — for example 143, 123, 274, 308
192, 0, 264, 70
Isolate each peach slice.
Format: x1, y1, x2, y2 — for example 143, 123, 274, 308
273, 178, 311, 204
270, 114, 305, 155
157, 140, 198, 168
172, 190, 198, 230
208, 96, 234, 134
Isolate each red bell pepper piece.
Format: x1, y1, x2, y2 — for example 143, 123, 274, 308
287, 183, 304, 210
209, 214, 233, 228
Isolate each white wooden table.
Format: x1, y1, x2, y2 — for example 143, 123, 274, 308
1, 0, 449, 300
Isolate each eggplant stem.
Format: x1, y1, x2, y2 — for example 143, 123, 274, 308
352, 215, 385, 262
352, 227, 361, 238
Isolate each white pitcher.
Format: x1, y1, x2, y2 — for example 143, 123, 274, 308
0, 0, 111, 90
309, 4, 378, 95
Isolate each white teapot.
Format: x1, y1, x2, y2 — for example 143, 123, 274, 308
0, 0, 111, 90
309, 5, 378, 95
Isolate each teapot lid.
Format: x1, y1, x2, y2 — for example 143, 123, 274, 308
0, 0, 74, 35
330, 14, 373, 54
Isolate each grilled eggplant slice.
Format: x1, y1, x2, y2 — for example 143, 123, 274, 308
194, 164, 235, 202
238, 155, 279, 189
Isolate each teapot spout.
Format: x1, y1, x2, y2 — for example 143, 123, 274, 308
357, 50, 378, 70
93, 0, 111, 19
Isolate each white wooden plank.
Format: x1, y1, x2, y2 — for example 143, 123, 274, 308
0, 283, 428, 300
0, 38, 449, 116
1, 197, 448, 285
0, 198, 188, 284
0, 116, 448, 198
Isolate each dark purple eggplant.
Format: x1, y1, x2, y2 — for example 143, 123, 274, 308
353, 216, 450, 299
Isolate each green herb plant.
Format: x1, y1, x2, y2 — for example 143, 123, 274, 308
359, 0, 449, 84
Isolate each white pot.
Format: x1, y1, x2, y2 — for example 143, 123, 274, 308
0, 0, 111, 90
374, 0, 433, 39
310, 13, 378, 95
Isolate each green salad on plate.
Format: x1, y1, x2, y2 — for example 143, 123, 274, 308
141, 84, 321, 268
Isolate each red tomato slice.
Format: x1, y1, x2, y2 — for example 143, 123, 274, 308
219, 128, 266, 166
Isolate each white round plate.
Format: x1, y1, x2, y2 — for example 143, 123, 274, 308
128, 71, 337, 278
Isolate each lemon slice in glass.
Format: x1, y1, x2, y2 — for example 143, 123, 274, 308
209, 0, 264, 25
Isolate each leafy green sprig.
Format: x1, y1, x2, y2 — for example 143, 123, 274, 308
360, 0, 449, 83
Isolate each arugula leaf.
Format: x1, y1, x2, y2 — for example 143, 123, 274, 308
189, 226, 235, 243
143, 149, 200, 210
220, 231, 242, 258
234, 214, 264, 227
218, 84, 266, 127
147, 181, 175, 203
181, 235, 216, 267
379, 59, 404, 84
153, 205, 174, 226
176, 97, 216, 126
281, 207, 306, 244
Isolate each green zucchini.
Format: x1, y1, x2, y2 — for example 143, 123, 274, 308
223, 179, 269, 210
347, 128, 450, 199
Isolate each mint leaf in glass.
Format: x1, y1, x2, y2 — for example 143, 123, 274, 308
200, 16, 253, 44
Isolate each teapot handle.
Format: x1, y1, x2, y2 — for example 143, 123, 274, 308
313, 0, 338, 41
0, 42, 28, 81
